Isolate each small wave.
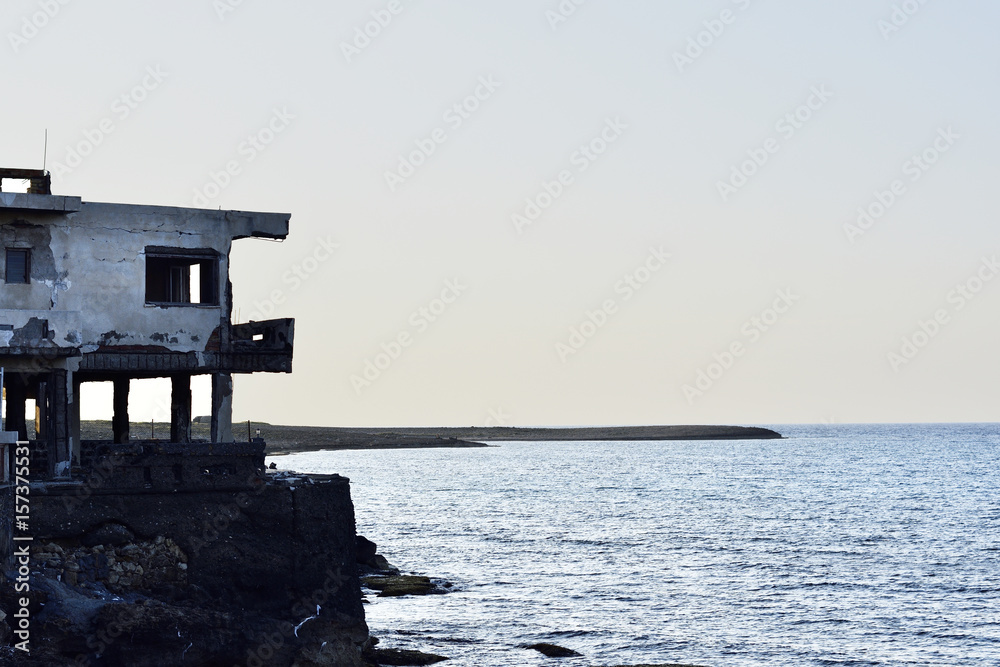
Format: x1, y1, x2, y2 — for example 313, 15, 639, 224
543, 629, 604, 639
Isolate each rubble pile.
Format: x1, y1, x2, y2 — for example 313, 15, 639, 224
31, 536, 188, 593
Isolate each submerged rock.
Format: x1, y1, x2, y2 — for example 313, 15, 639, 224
524, 642, 582, 657
362, 575, 441, 597
373, 647, 449, 665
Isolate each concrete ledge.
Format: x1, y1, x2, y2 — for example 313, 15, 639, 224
0, 192, 82, 212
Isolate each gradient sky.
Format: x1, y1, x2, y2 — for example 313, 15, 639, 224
4, 0, 999, 426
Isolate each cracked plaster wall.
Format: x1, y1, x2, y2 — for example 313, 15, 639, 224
0, 202, 250, 353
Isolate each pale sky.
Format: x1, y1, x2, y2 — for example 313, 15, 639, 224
4, 0, 999, 426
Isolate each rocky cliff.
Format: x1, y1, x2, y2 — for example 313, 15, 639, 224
0, 472, 369, 666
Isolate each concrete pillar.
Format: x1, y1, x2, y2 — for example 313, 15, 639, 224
112, 377, 130, 444
5, 374, 27, 440
47, 370, 71, 479
70, 376, 81, 465
35, 379, 47, 440
170, 374, 192, 444
211, 372, 233, 443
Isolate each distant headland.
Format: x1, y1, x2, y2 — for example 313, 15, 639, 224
259, 423, 783, 455
77, 421, 781, 456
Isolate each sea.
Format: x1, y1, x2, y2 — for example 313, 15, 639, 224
270, 423, 1000, 667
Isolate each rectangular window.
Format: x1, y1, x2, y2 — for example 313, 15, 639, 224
145, 248, 220, 305
5, 248, 29, 284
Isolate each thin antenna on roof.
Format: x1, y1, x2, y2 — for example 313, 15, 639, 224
42, 129, 48, 172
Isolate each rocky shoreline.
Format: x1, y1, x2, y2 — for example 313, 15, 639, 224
356, 538, 708, 667
1, 472, 370, 666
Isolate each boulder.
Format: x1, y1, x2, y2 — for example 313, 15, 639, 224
356, 535, 378, 564
524, 642, 582, 657
367, 555, 398, 573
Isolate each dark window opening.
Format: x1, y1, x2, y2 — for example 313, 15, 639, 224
145, 250, 220, 305
5, 248, 30, 284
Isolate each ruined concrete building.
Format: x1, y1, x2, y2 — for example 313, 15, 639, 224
0, 167, 293, 480
0, 172, 373, 665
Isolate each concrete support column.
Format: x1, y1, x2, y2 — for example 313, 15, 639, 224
211, 372, 233, 444
47, 370, 71, 478
35, 379, 47, 440
170, 374, 192, 444
70, 376, 81, 465
5, 375, 27, 441
112, 377, 131, 444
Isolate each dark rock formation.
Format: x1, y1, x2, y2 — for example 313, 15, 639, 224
357, 535, 378, 565
0, 611, 9, 648
1, 472, 370, 666
372, 647, 449, 665
356, 536, 401, 577
362, 575, 444, 597
524, 642, 583, 657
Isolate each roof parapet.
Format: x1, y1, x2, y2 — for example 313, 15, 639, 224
0, 168, 51, 195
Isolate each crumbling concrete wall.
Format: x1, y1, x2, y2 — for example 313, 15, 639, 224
0, 202, 289, 354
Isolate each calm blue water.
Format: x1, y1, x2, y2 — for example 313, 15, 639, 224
271, 424, 1000, 666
